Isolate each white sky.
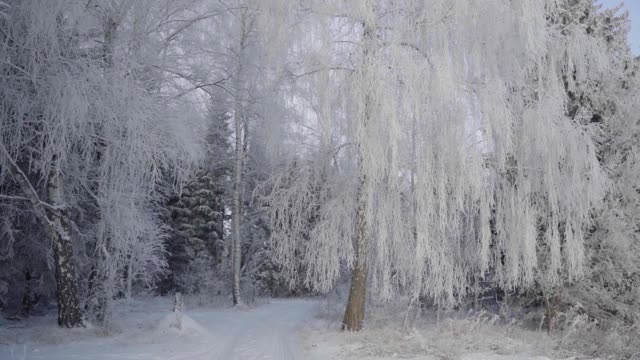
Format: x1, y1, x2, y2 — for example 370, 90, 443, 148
599, 0, 640, 54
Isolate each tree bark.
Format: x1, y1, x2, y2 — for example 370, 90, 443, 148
342, 20, 374, 332
51, 222, 83, 328
232, 123, 243, 305
0, 145, 83, 327
231, 11, 249, 306
543, 290, 560, 332
47, 169, 84, 328
20, 271, 34, 317
342, 171, 369, 331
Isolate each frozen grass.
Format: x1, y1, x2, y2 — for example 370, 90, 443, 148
304, 297, 640, 360
553, 318, 640, 360
1, 295, 637, 359
306, 299, 552, 360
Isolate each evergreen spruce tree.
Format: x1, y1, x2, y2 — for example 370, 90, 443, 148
164, 108, 230, 295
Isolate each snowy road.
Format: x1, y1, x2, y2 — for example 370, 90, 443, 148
203, 300, 316, 360
0, 299, 318, 360
1, 299, 555, 360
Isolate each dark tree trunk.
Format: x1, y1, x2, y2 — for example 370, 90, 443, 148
543, 291, 560, 332
52, 226, 83, 327
20, 271, 34, 317
342, 170, 369, 331
86, 262, 108, 325
342, 268, 367, 330
48, 172, 83, 328
342, 217, 370, 331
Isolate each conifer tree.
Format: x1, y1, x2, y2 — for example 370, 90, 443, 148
165, 108, 229, 295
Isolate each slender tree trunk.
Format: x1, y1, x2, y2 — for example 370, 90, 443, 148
543, 290, 559, 332
88, 14, 119, 326
232, 110, 244, 305
240, 116, 249, 219
125, 254, 133, 299
231, 131, 242, 305
410, 116, 417, 237
342, 20, 374, 332
20, 271, 34, 317
87, 246, 109, 325
231, 13, 248, 306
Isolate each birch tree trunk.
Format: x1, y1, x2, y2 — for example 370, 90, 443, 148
342, 21, 374, 332
232, 102, 244, 305
1, 144, 82, 327
47, 169, 83, 328
87, 12, 119, 326
231, 11, 249, 306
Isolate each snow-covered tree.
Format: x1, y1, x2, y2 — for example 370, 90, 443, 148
0, 0, 203, 327
1, 0, 636, 342
178, 0, 294, 305
264, 0, 609, 330
543, 0, 640, 328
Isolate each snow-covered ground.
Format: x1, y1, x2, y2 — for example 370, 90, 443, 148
0, 297, 318, 360
1, 297, 562, 360
302, 300, 556, 360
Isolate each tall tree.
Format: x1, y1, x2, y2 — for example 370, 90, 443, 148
230, 7, 252, 305
192, 0, 291, 305
265, 0, 609, 330
342, 17, 375, 331
164, 108, 229, 295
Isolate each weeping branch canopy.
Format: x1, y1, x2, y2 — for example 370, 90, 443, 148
262, 0, 610, 306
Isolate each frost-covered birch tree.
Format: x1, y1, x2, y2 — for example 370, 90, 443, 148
264, 0, 609, 331
0, 0, 202, 327
182, 0, 293, 305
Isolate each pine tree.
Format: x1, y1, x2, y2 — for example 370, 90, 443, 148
166, 171, 225, 293
164, 108, 230, 295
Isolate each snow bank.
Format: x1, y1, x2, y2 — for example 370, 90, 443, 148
460, 354, 551, 360
152, 311, 210, 339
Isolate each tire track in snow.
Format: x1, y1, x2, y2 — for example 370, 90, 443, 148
207, 300, 317, 360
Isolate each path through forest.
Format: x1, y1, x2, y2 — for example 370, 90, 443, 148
0, 299, 318, 360
204, 299, 316, 360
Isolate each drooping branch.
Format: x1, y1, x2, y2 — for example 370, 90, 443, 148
0, 143, 57, 225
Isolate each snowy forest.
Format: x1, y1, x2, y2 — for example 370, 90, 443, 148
0, 0, 639, 359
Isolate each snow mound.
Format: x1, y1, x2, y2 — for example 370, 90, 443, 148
152, 312, 210, 340
461, 354, 551, 360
